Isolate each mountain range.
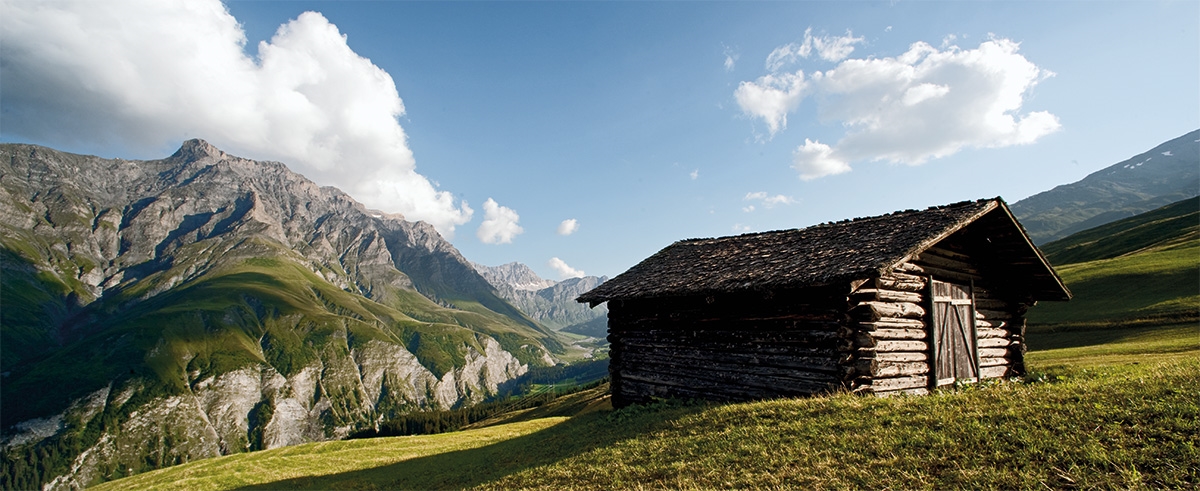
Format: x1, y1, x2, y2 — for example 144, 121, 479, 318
0, 140, 563, 488
473, 262, 609, 337
1010, 129, 1199, 244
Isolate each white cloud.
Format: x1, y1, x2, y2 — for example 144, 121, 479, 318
743, 205, 756, 213
739, 36, 1060, 178
557, 218, 579, 236
734, 72, 807, 137
723, 44, 739, 72
793, 139, 852, 180
0, 0, 473, 237
744, 191, 798, 209
765, 28, 864, 72
548, 257, 585, 279
732, 224, 752, 233
690, 169, 699, 180
477, 198, 523, 244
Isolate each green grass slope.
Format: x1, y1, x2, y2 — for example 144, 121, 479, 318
1027, 197, 1199, 329
1039, 196, 1199, 265
93, 328, 1199, 491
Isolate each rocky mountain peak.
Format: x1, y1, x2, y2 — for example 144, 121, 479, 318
474, 262, 557, 291
170, 138, 226, 162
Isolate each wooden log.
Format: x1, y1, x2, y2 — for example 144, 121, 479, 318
976, 327, 1010, 339
852, 289, 923, 303
869, 374, 929, 391
869, 328, 928, 340
852, 301, 926, 320
912, 252, 982, 275
974, 319, 1008, 330
875, 339, 929, 352
853, 333, 877, 348
979, 357, 1010, 368
923, 245, 973, 262
875, 361, 929, 377
980, 365, 1010, 379
871, 351, 930, 363
620, 350, 841, 374
899, 262, 982, 284
977, 337, 1014, 348
620, 364, 839, 394
875, 276, 927, 293
856, 318, 926, 331
977, 347, 1011, 358
844, 358, 877, 379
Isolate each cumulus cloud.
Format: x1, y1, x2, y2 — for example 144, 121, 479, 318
556, 218, 579, 236
792, 139, 851, 180
690, 169, 699, 180
739, 35, 1060, 179
0, 0, 474, 237
734, 72, 807, 137
477, 198, 523, 244
548, 257, 585, 279
743, 191, 798, 209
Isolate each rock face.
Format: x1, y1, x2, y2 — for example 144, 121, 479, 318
474, 262, 608, 333
0, 141, 559, 489
1011, 129, 1200, 244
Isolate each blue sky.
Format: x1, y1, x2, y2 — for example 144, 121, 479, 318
2, 1, 1197, 280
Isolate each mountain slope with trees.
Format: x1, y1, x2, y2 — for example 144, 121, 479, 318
0, 141, 562, 489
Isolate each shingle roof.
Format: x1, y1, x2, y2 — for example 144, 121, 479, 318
578, 198, 1067, 305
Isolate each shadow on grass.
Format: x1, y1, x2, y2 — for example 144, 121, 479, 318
1026, 320, 1197, 351
233, 404, 700, 490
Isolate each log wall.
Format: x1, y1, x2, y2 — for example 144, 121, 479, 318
605, 226, 1041, 405
606, 288, 849, 408
846, 238, 1032, 396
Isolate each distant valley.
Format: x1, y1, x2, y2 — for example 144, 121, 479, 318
473, 262, 609, 338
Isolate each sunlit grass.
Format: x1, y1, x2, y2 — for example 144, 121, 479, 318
96, 326, 1199, 490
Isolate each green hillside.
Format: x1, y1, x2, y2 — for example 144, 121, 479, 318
89, 327, 1198, 491
1039, 196, 1199, 265
1027, 197, 1199, 329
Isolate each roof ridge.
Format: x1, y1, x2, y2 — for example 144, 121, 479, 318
676, 198, 997, 244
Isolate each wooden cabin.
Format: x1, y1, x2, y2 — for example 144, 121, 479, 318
577, 198, 1070, 407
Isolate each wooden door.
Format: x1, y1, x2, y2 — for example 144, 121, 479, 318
930, 279, 979, 387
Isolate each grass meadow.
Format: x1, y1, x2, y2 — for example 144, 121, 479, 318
93, 323, 1198, 491
90, 200, 1200, 490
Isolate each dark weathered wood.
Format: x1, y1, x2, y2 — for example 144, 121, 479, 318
976, 327, 1010, 339
852, 289, 924, 303
870, 328, 928, 340
875, 361, 929, 377
875, 339, 929, 352
913, 252, 982, 275
856, 318, 926, 330
852, 301, 926, 320
863, 351, 930, 363
977, 337, 1015, 348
